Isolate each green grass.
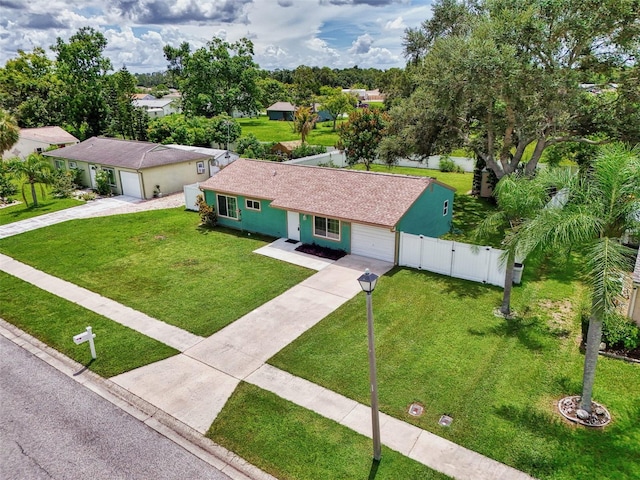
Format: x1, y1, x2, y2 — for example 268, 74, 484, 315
208, 383, 450, 480
0, 271, 177, 377
0, 195, 83, 226
348, 164, 473, 193
237, 115, 343, 146
269, 261, 640, 480
0, 209, 313, 336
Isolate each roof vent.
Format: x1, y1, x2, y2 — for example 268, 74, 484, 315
273, 170, 277, 176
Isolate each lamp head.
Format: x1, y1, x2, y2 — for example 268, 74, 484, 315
357, 268, 379, 294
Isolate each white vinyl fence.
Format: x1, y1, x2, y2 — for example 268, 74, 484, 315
399, 233, 506, 287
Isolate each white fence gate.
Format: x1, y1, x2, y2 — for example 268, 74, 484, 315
183, 183, 201, 211
399, 233, 506, 287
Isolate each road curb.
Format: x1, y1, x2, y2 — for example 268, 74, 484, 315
0, 318, 276, 480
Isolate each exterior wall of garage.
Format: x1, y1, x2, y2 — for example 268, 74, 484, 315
299, 214, 351, 252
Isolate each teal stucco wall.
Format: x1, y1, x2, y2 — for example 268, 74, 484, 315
397, 183, 454, 237
204, 190, 287, 238
300, 214, 351, 252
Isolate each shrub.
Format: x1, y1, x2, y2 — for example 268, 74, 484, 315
291, 144, 327, 159
51, 171, 76, 198
0, 163, 17, 203
196, 194, 217, 227
70, 168, 84, 187
94, 168, 112, 196
439, 155, 463, 173
79, 192, 96, 201
581, 311, 640, 350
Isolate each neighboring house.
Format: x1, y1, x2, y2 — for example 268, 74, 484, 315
43, 137, 212, 199
629, 250, 640, 326
271, 141, 302, 157
3, 126, 79, 160
168, 145, 239, 176
133, 98, 180, 118
266, 102, 296, 121
132, 93, 156, 100
199, 159, 455, 263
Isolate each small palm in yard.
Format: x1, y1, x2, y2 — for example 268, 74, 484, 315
518, 144, 640, 417
293, 106, 317, 144
9, 154, 53, 207
0, 109, 19, 154
474, 170, 571, 316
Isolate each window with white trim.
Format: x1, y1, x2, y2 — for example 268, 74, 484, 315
54, 160, 65, 170
104, 168, 116, 187
314, 216, 340, 240
197, 161, 205, 174
69, 161, 77, 169
443, 200, 449, 216
217, 194, 238, 219
245, 199, 260, 211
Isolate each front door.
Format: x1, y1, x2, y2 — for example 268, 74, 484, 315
287, 211, 300, 241
89, 165, 97, 188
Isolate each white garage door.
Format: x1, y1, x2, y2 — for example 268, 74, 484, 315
351, 224, 396, 262
120, 171, 143, 198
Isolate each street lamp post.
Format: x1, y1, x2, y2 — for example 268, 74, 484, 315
357, 268, 381, 462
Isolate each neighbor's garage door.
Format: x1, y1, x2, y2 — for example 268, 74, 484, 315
351, 224, 396, 262
120, 171, 143, 198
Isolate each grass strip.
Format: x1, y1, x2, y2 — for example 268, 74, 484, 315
0, 271, 177, 377
208, 383, 450, 480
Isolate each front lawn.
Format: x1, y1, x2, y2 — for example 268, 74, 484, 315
0, 271, 177, 377
208, 383, 449, 480
0, 209, 313, 336
269, 261, 640, 480
348, 164, 472, 193
237, 115, 343, 146
0, 196, 83, 226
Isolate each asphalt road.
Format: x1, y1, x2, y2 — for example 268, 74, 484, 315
0, 336, 231, 480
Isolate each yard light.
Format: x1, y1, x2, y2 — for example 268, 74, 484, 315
358, 268, 382, 461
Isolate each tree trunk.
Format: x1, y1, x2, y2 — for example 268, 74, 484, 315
579, 314, 603, 413
501, 249, 515, 315
30, 182, 38, 207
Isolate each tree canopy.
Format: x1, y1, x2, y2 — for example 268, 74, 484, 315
384, 0, 640, 178
337, 108, 390, 170
164, 38, 261, 117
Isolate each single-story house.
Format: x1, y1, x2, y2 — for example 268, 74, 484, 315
199, 159, 455, 263
133, 98, 181, 118
43, 137, 213, 199
266, 102, 296, 121
3, 126, 79, 160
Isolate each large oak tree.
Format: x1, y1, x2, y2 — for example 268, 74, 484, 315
382, 0, 640, 178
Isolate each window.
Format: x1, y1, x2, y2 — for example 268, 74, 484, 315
54, 160, 65, 170
36, 147, 43, 153
245, 199, 260, 211
314, 216, 340, 240
69, 161, 77, 169
104, 168, 116, 187
217, 194, 238, 219
197, 161, 205, 174
443, 200, 449, 216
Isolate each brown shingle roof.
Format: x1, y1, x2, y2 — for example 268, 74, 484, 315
200, 159, 441, 228
20, 126, 78, 144
43, 137, 211, 169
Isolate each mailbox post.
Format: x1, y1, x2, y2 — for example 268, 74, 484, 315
73, 326, 96, 359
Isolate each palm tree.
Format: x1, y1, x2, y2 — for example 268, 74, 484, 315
9, 154, 53, 207
0, 109, 20, 157
517, 144, 640, 414
474, 172, 560, 315
293, 106, 317, 144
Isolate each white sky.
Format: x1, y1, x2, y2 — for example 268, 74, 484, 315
0, 0, 433, 73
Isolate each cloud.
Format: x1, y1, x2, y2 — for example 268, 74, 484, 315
384, 16, 405, 30
349, 33, 374, 54
320, 0, 405, 6
111, 0, 252, 24
277, 0, 293, 6
25, 13, 66, 29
